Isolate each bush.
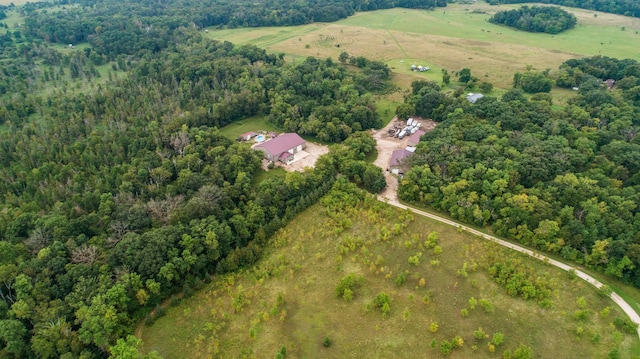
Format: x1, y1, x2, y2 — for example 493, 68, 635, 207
613, 317, 638, 334
144, 315, 156, 327
474, 327, 486, 340
335, 274, 363, 301
170, 295, 182, 307
395, 272, 406, 286
373, 292, 392, 316
479, 299, 494, 314
323, 336, 332, 348
440, 340, 453, 355
275, 345, 287, 359
154, 304, 166, 318
492, 332, 504, 346
512, 344, 533, 359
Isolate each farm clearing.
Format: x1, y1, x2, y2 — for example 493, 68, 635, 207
139, 185, 640, 358
206, 2, 640, 90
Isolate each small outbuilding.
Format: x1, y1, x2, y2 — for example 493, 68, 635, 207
466, 93, 484, 104
389, 148, 413, 174
238, 131, 258, 141
407, 129, 426, 147
604, 79, 615, 90
254, 133, 306, 163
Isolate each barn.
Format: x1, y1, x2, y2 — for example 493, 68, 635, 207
254, 133, 306, 163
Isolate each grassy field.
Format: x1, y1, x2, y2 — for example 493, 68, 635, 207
217, 115, 282, 140
206, 1, 640, 90
139, 186, 640, 358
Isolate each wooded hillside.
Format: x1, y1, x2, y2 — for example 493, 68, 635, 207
399, 56, 640, 286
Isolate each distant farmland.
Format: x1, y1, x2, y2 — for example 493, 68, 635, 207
207, 2, 640, 90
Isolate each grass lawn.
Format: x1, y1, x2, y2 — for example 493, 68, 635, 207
374, 98, 401, 126
0, 9, 23, 32
139, 186, 640, 358
217, 115, 282, 140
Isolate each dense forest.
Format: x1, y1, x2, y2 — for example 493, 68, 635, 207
398, 56, 640, 286
0, 15, 391, 356
2, 0, 640, 355
488, 0, 640, 18
21, 0, 444, 59
489, 5, 577, 34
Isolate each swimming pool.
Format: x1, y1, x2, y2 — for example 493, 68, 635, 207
255, 134, 265, 142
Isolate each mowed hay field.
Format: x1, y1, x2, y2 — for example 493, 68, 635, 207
139, 185, 640, 359
207, 2, 640, 89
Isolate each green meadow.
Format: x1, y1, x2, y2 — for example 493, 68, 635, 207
207, 2, 640, 90
139, 185, 640, 358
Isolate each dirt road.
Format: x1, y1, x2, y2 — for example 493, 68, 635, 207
371, 122, 640, 339
371, 117, 437, 202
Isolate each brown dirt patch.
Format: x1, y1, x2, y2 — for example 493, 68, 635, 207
278, 141, 329, 172
372, 116, 436, 202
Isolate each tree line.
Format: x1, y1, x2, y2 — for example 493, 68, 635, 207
398, 56, 640, 287
21, 0, 444, 59
487, 0, 640, 18
489, 5, 577, 34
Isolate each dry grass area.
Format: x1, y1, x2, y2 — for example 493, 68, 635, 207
267, 25, 578, 88
139, 189, 640, 358
208, 2, 640, 91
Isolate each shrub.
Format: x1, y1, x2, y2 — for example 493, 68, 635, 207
408, 252, 422, 266
144, 315, 156, 327
395, 272, 406, 286
613, 317, 638, 334
335, 274, 363, 301
440, 340, 452, 355
512, 344, 533, 359
275, 345, 287, 359
492, 332, 504, 346
468, 297, 477, 310
373, 292, 392, 316
479, 299, 494, 314
154, 304, 166, 318
598, 285, 613, 297
323, 336, 332, 348
452, 335, 464, 347
474, 327, 486, 340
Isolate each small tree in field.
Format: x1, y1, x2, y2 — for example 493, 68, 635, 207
430, 322, 439, 333
479, 81, 493, 93
373, 292, 392, 316
338, 51, 349, 63
492, 332, 505, 346
512, 344, 533, 359
440, 340, 452, 355
468, 297, 477, 310
474, 327, 487, 340
459, 68, 472, 83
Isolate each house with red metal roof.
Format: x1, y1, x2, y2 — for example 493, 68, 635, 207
254, 133, 306, 163
389, 148, 413, 174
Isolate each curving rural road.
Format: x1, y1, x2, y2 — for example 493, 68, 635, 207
371, 120, 640, 339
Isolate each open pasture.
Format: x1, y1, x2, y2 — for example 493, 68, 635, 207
139, 187, 640, 358
207, 2, 640, 89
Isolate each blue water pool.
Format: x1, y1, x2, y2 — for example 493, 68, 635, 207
255, 134, 266, 142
